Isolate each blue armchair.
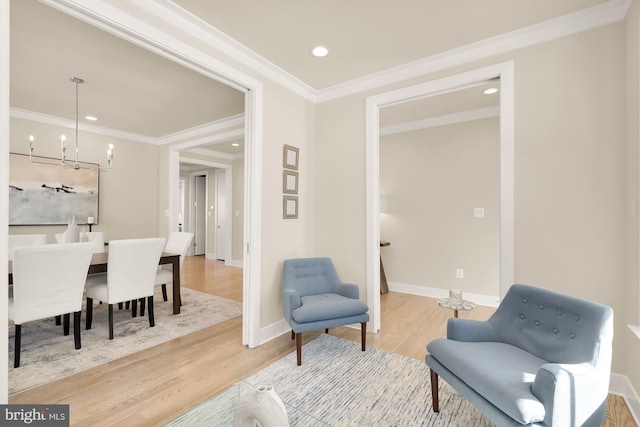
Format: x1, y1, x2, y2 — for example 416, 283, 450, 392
426, 284, 613, 426
282, 257, 370, 365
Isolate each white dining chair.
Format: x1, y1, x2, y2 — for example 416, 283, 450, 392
85, 237, 166, 340
155, 232, 194, 302
80, 231, 105, 253
9, 242, 94, 368
8, 234, 47, 261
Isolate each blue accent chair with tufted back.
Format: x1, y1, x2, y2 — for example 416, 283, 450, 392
425, 284, 613, 427
282, 257, 370, 365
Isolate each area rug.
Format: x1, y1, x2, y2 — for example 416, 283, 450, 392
166, 334, 493, 426
8, 287, 243, 395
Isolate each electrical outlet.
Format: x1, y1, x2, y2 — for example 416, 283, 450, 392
456, 268, 464, 279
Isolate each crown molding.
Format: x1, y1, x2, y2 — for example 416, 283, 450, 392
186, 147, 244, 161
380, 106, 500, 136
316, 0, 632, 103
11, 107, 246, 149
131, 0, 317, 102
158, 113, 244, 145
10, 107, 158, 144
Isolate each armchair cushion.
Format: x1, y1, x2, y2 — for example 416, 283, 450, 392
427, 340, 546, 424
293, 293, 369, 323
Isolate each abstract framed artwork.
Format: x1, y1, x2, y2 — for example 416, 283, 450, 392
283, 144, 299, 170
283, 196, 298, 219
283, 170, 298, 194
9, 153, 99, 225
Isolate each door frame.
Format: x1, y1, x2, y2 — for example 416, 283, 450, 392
365, 61, 514, 332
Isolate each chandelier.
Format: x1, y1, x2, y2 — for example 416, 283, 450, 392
28, 77, 113, 171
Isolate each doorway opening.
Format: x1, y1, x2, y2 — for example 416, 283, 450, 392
365, 62, 514, 332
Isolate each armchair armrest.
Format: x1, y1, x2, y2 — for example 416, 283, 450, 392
532, 362, 609, 426
282, 288, 301, 324
447, 318, 499, 342
334, 283, 360, 299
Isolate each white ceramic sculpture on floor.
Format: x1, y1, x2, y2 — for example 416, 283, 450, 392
233, 385, 288, 427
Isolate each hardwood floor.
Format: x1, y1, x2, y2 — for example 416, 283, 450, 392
9, 256, 637, 426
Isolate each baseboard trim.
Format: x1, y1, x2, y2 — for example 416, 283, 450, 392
609, 373, 640, 425
204, 253, 243, 268
257, 319, 291, 346
387, 281, 501, 307
225, 259, 243, 268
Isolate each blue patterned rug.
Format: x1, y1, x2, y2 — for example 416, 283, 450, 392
167, 334, 492, 426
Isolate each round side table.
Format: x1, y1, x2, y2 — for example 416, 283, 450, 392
436, 297, 475, 318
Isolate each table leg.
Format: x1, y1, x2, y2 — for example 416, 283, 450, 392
453, 309, 459, 318
380, 255, 389, 294
172, 258, 181, 314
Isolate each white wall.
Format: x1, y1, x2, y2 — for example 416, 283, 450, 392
380, 117, 500, 297
315, 23, 629, 375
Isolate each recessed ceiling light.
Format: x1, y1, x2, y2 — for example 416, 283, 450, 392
231, 143, 240, 147
483, 88, 498, 95
85, 115, 98, 121
311, 46, 329, 57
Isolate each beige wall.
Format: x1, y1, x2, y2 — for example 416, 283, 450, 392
624, 0, 640, 401
315, 22, 630, 375
380, 117, 500, 297
9, 117, 159, 241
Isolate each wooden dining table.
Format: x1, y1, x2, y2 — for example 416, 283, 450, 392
9, 251, 183, 315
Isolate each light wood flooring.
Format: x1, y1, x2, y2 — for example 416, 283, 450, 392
9, 256, 637, 426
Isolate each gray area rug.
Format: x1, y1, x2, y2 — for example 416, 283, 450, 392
8, 287, 243, 395
167, 334, 493, 426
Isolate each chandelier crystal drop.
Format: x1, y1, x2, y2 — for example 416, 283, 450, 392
28, 76, 113, 172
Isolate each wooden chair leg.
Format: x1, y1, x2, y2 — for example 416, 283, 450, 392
63, 313, 70, 336
148, 296, 155, 327
86, 297, 93, 330
55, 315, 62, 326
14, 324, 21, 368
291, 330, 295, 340
74, 311, 81, 349
296, 332, 302, 366
131, 299, 138, 317
361, 322, 367, 351
108, 304, 114, 340
162, 284, 168, 302
325, 328, 329, 333
430, 368, 440, 413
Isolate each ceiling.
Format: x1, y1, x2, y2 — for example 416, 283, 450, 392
173, 0, 607, 90
9, 0, 616, 154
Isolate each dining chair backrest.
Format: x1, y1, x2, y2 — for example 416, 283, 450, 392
11, 242, 93, 324
80, 232, 105, 253
8, 234, 47, 261
164, 232, 194, 269
107, 238, 166, 303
